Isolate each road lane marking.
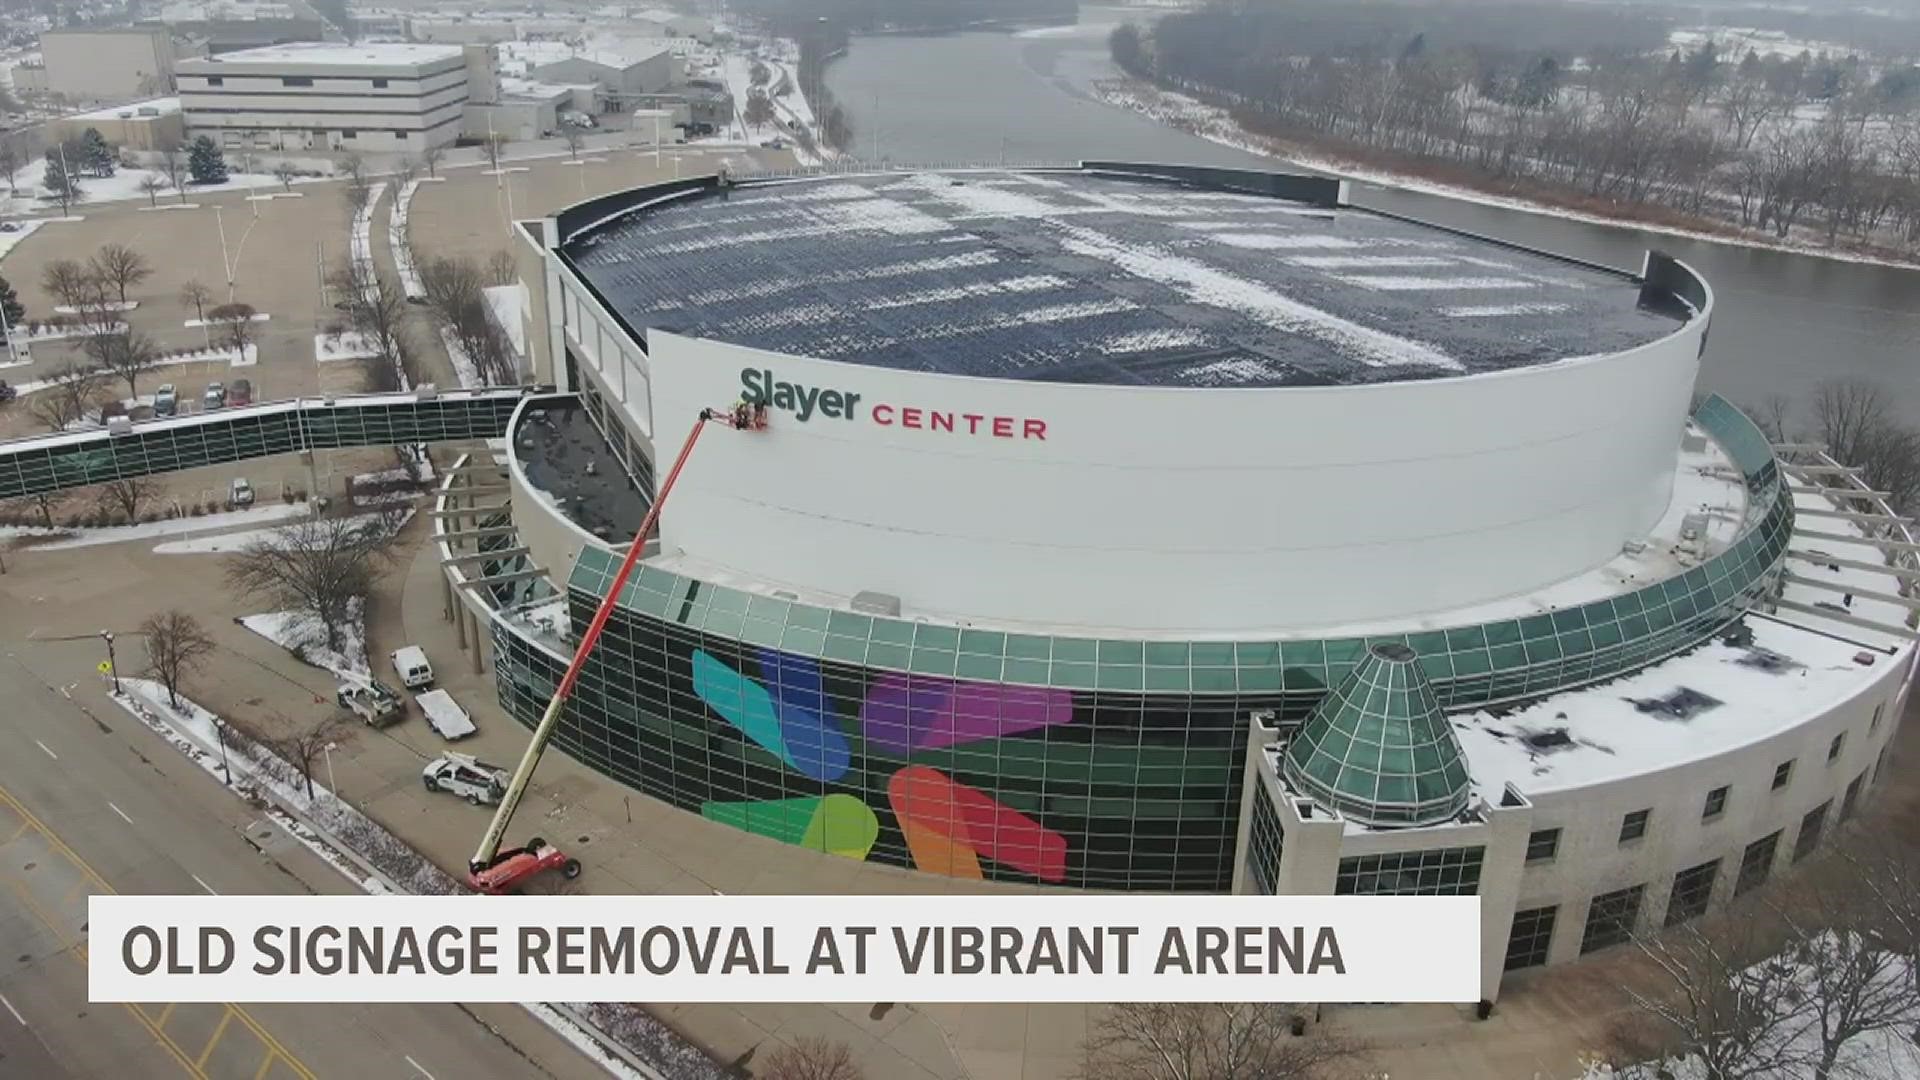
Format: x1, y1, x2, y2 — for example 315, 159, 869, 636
0, 992, 24, 1025
0, 783, 315, 1079
253, 1052, 278, 1080
195, 1010, 236, 1069
34, 740, 57, 760
109, 801, 134, 824
405, 1055, 437, 1079
192, 874, 217, 895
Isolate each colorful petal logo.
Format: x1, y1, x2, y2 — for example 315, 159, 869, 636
689, 648, 1071, 884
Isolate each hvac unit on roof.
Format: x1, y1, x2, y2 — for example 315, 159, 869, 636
849, 590, 901, 617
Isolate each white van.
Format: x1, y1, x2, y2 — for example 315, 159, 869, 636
390, 645, 434, 689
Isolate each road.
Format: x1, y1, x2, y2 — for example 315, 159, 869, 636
0, 642, 612, 1080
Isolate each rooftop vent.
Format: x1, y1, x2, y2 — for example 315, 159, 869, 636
849, 590, 901, 617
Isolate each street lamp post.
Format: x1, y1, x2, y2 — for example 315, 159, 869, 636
100, 630, 120, 694
214, 205, 235, 303
214, 719, 231, 785
323, 741, 338, 800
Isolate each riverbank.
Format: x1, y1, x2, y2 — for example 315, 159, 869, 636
1093, 74, 1920, 274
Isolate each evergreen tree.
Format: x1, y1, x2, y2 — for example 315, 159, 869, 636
0, 273, 23, 327
41, 151, 82, 213
79, 127, 115, 176
187, 135, 228, 185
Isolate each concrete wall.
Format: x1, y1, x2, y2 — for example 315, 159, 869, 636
640, 319, 1707, 634
45, 110, 185, 152
40, 29, 176, 101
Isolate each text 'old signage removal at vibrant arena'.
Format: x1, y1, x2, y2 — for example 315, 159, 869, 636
90, 895, 1479, 1003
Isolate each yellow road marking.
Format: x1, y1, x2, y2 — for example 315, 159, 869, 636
195, 1010, 236, 1068
157, 1002, 177, 1026
4, 821, 28, 843
254, 1049, 280, 1080
0, 783, 317, 1079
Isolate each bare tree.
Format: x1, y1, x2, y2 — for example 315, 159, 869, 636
328, 260, 414, 391
95, 476, 158, 522
156, 141, 189, 203
40, 258, 99, 310
137, 173, 171, 208
561, 125, 586, 160
89, 243, 152, 304
272, 161, 298, 193
761, 1038, 863, 1080
225, 508, 406, 652
419, 253, 515, 385
482, 133, 507, 171
29, 362, 107, 431
86, 329, 159, 399
207, 302, 258, 358
392, 155, 417, 191
421, 143, 444, 179
1079, 1003, 1369, 1080
1781, 912, 1917, 1080
1616, 920, 1814, 1080
179, 278, 213, 323
139, 610, 216, 710
1812, 378, 1889, 468
237, 711, 353, 801
487, 249, 518, 286
0, 141, 20, 197
338, 152, 366, 186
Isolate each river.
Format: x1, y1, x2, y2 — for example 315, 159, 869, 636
825, 7, 1920, 421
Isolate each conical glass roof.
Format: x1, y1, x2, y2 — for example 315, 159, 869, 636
1282, 642, 1471, 827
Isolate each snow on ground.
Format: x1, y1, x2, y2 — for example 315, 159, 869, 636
315, 331, 381, 362
51, 299, 136, 314
0, 217, 51, 262
241, 598, 371, 680
185, 311, 269, 328
157, 506, 411, 558
347, 182, 388, 305
439, 326, 484, 388
392, 178, 425, 299
482, 282, 527, 358
0, 501, 310, 550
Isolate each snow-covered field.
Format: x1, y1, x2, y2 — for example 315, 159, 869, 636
391, 178, 425, 300
1, 164, 311, 217
1, 502, 310, 550
240, 600, 371, 681
315, 331, 381, 363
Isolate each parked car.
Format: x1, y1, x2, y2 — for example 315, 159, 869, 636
227, 477, 254, 509
203, 382, 226, 410
391, 645, 434, 689
336, 679, 404, 727
421, 752, 508, 805
153, 384, 177, 416
0, 380, 15, 403
760, 137, 787, 150
228, 378, 252, 407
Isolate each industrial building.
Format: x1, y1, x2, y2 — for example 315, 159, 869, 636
418, 163, 1913, 1005
175, 42, 482, 152
32, 28, 177, 102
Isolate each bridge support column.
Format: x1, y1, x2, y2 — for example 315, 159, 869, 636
454, 597, 468, 650
469, 610, 484, 675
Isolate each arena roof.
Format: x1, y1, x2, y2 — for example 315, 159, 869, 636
563, 168, 1694, 388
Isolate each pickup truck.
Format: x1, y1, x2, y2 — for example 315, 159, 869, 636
336, 680, 404, 727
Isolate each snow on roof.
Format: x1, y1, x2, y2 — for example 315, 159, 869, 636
1447, 494, 1915, 800
503, 36, 670, 74
567, 169, 1688, 389
498, 75, 580, 99
188, 41, 465, 66
70, 96, 181, 120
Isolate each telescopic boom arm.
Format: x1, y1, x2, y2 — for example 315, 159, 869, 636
468, 408, 739, 876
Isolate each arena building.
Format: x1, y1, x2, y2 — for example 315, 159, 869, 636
434, 162, 1916, 1003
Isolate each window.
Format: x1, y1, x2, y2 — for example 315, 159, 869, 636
1829, 732, 1846, 762
342, 130, 357, 139
206, 75, 224, 86
1842, 773, 1865, 820
1702, 785, 1729, 821
283, 76, 313, 87
1505, 906, 1556, 970
1666, 859, 1720, 927
372, 77, 389, 88
1794, 801, 1830, 863
1246, 787, 1285, 895
1735, 831, 1781, 895
1581, 884, 1644, 954
1619, 809, 1650, 844
1772, 760, 1794, 790
1335, 847, 1484, 897
1525, 828, 1560, 863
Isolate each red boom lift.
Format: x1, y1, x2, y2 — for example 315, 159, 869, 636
467, 404, 767, 893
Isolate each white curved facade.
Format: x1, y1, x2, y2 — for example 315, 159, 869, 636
646, 324, 1706, 634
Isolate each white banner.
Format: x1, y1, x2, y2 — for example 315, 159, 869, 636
89, 894, 1480, 1003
